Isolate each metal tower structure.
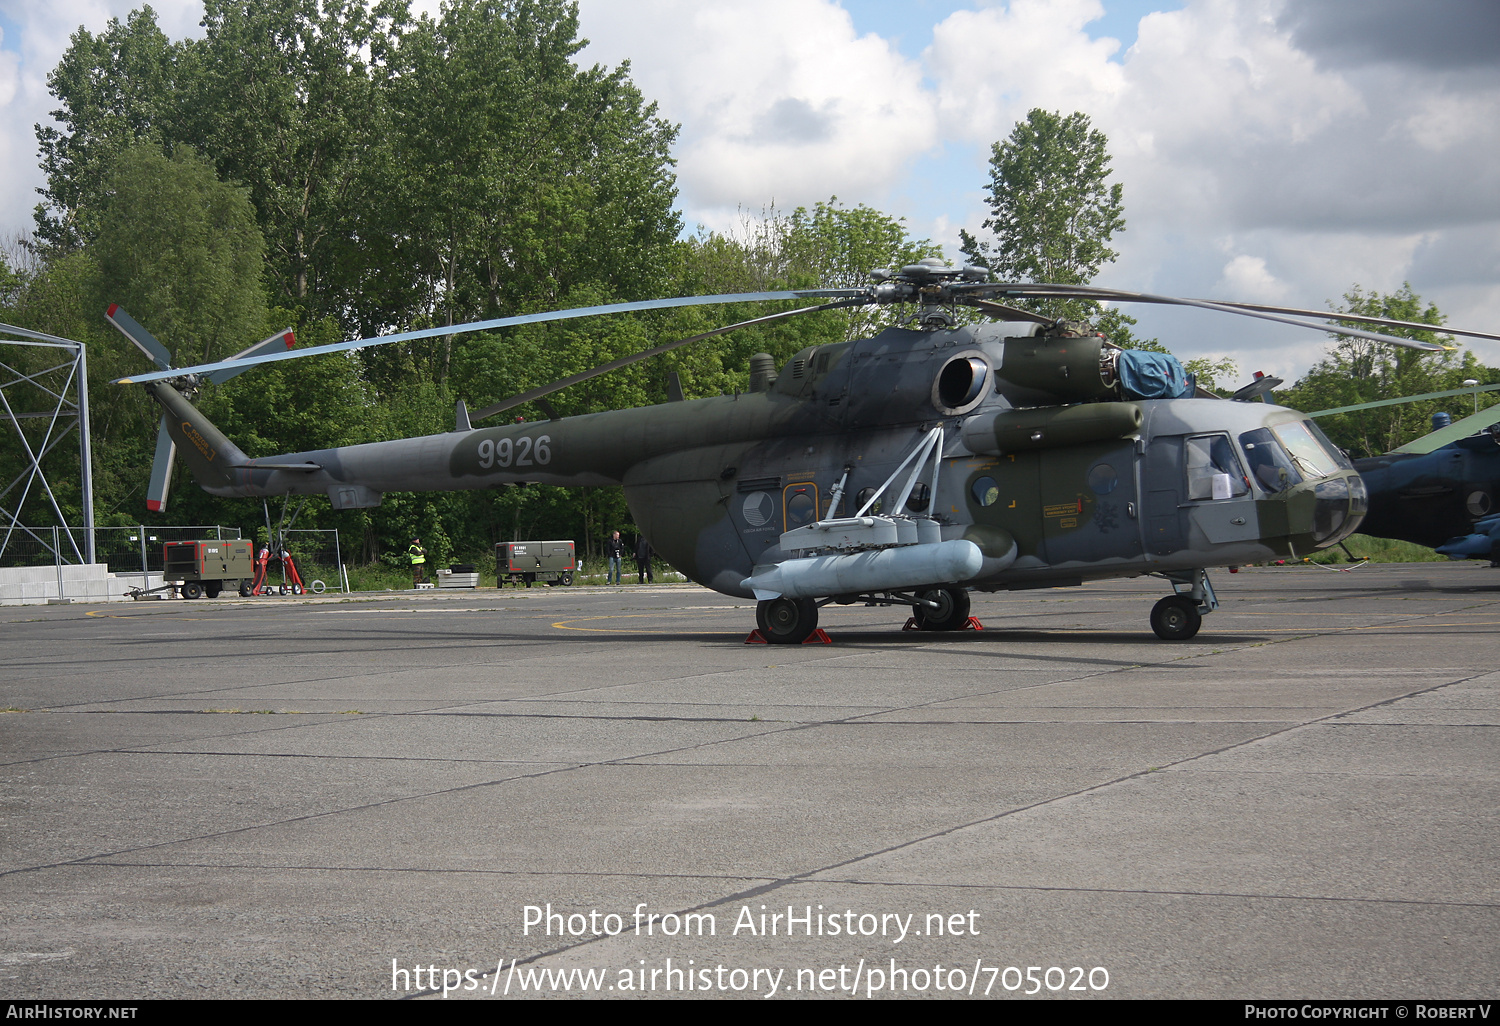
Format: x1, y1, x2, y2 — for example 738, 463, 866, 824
0, 323, 95, 565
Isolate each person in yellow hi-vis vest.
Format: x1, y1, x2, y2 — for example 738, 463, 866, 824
408, 537, 427, 587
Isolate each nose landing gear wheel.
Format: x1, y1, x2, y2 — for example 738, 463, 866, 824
755, 597, 819, 644
912, 585, 971, 631
1151, 595, 1202, 640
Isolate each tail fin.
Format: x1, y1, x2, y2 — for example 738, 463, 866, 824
146, 381, 250, 493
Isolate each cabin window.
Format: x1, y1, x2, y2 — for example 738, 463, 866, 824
1087, 463, 1119, 495
972, 477, 999, 507
1186, 434, 1249, 500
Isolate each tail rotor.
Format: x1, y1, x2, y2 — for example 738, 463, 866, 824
106, 306, 294, 513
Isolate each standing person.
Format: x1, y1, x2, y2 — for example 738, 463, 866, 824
635, 535, 654, 584
605, 530, 624, 585
408, 537, 427, 587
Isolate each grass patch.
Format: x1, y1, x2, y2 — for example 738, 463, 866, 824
1310, 534, 1450, 564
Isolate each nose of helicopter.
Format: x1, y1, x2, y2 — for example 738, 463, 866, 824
1309, 471, 1368, 547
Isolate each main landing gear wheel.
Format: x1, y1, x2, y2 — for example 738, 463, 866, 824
913, 585, 970, 631
755, 597, 819, 644
1151, 595, 1202, 640
181, 581, 203, 600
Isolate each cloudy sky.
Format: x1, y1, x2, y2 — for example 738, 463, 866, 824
1, 0, 1497, 382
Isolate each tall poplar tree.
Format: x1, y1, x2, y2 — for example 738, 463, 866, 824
961, 108, 1125, 320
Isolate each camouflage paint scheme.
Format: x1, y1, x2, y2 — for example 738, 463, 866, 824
149, 319, 1368, 609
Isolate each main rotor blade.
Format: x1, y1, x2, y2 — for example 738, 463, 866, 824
964, 299, 1054, 325
960, 283, 1451, 352
114, 289, 864, 385
1308, 382, 1500, 417
1197, 300, 1497, 344
470, 300, 863, 422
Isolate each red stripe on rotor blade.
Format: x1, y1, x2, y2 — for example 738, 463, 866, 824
107, 304, 118, 317
146, 500, 163, 512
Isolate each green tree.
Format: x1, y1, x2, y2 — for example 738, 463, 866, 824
961, 108, 1125, 321
92, 143, 268, 367
1276, 284, 1493, 458
33, 6, 189, 253
182, 0, 407, 315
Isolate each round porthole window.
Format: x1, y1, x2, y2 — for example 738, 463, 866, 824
1088, 463, 1119, 495
786, 491, 817, 525
972, 476, 999, 507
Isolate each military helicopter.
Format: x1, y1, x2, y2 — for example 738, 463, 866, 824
1306, 385, 1500, 564
117, 261, 1489, 642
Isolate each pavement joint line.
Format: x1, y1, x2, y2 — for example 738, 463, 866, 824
37, 862, 779, 884
803, 879, 1500, 909
0, 709, 821, 880
470, 665, 1492, 973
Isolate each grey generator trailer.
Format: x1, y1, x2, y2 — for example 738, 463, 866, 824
163, 540, 255, 598
498, 540, 575, 587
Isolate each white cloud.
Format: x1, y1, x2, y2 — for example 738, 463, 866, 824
577, 0, 937, 232
0, 0, 1494, 383
1214, 254, 1288, 302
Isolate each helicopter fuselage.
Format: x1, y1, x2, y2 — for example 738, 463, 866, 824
151, 320, 1367, 633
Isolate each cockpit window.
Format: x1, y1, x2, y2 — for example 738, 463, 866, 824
1186, 434, 1249, 500
1304, 419, 1354, 470
1273, 420, 1341, 479
1240, 428, 1302, 494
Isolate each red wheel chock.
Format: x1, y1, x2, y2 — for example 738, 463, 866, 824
744, 628, 834, 645
903, 616, 984, 632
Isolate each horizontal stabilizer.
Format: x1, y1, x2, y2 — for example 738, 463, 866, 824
232, 462, 323, 472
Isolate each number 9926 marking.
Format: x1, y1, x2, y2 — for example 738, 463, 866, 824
477, 435, 551, 469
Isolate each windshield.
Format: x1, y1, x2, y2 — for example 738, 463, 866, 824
1240, 428, 1301, 494
1273, 420, 1342, 479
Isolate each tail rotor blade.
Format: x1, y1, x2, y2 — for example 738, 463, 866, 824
207, 328, 296, 384
146, 416, 176, 513
106, 306, 175, 370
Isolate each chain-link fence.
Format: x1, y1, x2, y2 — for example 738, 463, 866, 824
0, 525, 243, 573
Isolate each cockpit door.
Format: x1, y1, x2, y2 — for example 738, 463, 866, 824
1182, 433, 1261, 544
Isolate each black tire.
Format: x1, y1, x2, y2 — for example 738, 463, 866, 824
1151, 595, 1202, 640
292, 583, 304, 595
912, 585, 971, 631
756, 597, 819, 644
181, 581, 203, 600
560, 571, 573, 586
203, 582, 221, 599
524, 573, 535, 588
238, 579, 252, 597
